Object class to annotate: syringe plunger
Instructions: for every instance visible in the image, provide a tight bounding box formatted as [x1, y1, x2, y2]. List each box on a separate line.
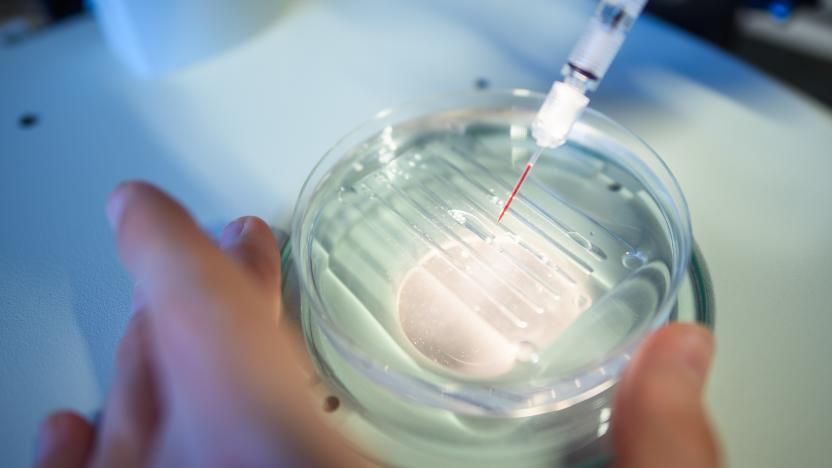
[567, 0, 648, 88]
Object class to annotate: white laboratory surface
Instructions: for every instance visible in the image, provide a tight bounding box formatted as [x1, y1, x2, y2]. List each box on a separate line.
[1, 1, 831, 466]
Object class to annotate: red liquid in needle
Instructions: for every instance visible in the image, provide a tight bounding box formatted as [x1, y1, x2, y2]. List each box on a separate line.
[497, 162, 533, 223]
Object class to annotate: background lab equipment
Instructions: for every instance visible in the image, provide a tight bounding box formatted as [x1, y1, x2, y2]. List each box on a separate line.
[2, 0, 832, 466]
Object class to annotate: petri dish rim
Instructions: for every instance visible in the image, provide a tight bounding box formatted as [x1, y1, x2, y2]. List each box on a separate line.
[279, 240, 714, 467]
[290, 89, 693, 416]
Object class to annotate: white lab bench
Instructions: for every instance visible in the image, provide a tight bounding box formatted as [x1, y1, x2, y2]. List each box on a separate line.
[1, 1, 831, 466]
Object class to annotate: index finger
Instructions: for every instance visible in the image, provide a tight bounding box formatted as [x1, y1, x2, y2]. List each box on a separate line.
[106, 182, 279, 379]
[106, 182, 367, 466]
[107, 182, 257, 315]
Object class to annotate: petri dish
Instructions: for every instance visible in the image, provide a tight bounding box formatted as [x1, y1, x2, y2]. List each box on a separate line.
[286, 89, 709, 467]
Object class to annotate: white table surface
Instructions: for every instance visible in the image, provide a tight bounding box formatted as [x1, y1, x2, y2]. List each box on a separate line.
[2, 1, 831, 466]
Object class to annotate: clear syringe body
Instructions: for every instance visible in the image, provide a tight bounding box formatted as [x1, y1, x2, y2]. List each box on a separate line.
[531, 0, 648, 150]
[500, 0, 648, 222]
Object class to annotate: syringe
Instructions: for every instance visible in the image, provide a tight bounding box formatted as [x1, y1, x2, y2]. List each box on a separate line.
[497, 0, 649, 223]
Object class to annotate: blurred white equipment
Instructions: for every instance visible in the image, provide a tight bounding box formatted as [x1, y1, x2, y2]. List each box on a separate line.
[91, 0, 284, 77]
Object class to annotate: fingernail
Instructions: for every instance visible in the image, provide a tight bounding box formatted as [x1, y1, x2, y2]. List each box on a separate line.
[673, 326, 714, 383]
[106, 183, 129, 230]
[219, 217, 248, 249]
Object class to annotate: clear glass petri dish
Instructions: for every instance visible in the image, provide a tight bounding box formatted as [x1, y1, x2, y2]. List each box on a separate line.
[287, 89, 708, 466]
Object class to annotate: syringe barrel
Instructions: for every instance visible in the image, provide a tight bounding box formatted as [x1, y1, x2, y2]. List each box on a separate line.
[532, 0, 648, 149]
[566, 0, 648, 90]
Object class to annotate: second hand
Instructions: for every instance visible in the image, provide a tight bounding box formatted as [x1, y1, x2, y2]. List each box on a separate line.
[497, 147, 544, 223]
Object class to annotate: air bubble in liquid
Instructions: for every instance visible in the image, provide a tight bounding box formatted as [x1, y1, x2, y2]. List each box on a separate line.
[622, 251, 647, 269]
[338, 186, 357, 202]
[515, 341, 540, 364]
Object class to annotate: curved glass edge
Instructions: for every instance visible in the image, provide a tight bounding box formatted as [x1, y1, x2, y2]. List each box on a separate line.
[289, 90, 694, 412]
[568, 240, 715, 468]
[280, 238, 715, 467]
[690, 241, 715, 330]
[279, 237, 716, 371]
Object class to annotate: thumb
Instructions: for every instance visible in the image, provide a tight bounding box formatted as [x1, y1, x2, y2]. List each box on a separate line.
[612, 324, 721, 468]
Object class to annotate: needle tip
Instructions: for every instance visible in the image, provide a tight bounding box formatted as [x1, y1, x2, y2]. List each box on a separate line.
[496, 162, 534, 223]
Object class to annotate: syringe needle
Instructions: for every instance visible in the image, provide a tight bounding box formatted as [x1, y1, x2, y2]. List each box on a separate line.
[500, 0, 647, 223]
[497, 147, 544, 223]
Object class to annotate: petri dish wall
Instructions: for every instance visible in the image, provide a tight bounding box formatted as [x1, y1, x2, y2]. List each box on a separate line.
[288, 90, 701, 466]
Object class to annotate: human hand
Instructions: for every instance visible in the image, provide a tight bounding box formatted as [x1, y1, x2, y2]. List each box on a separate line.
[612, 323, 721, 468]
[34, 182, 366, 468]
[34, 182, 719, 468]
